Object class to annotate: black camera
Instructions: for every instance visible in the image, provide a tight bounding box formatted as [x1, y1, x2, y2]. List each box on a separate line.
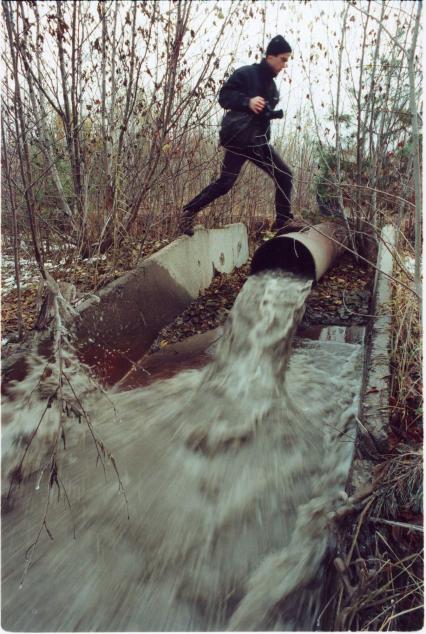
[263, 104, 283, 120]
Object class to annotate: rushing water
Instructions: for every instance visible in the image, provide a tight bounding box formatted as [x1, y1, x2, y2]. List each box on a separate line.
[2, 272, 363, 631]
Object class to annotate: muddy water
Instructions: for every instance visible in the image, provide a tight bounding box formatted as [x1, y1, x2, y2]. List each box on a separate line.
[2, 272, 363, 631]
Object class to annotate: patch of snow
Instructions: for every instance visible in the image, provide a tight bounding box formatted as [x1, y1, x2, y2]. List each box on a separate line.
[1, 255, 36, 267]
[402, 256, 415, 276]
[85, 254, 107, 264]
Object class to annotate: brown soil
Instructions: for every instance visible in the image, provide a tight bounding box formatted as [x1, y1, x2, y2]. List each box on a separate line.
[150, 251, 374, 352]
[1, 237, 172, 338]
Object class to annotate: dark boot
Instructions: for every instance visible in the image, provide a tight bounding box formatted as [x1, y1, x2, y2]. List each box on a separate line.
[273, 217, 306, 236]
[271, 216, 293, 233]
[178, 209, 197, 236]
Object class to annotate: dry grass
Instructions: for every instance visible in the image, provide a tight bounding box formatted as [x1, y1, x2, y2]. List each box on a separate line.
[322, 239, 423, 632]
[326, 476, 423, 630]
[372, 447, 422, 520]
[389, 257, 422, 436]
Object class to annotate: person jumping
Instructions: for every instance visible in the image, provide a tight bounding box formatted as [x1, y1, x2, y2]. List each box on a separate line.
[179, 35, 294, 236]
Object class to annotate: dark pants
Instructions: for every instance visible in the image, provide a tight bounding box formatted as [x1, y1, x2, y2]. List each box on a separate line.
[184, 145, 293, 223]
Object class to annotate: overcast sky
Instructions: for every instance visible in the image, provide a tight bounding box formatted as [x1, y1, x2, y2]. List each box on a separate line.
[194, 1, 420, 133]
[14, 0, 421, 146]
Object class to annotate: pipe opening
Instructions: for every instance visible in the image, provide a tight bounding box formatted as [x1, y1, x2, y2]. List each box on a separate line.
[250, 237, 316, 279]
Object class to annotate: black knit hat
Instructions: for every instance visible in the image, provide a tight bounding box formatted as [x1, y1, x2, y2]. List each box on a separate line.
[266, 35, 292, 56]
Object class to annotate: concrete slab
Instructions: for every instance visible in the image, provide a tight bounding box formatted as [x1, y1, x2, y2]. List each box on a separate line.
[116, 328, 222, 391]
[359, 225, 396, 453]
[75, 224, 248, 384]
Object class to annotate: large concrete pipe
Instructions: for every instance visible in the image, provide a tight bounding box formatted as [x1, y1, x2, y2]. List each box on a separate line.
[251, 222, 348, 281]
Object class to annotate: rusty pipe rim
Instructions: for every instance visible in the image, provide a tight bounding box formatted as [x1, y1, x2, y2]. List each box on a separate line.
[251, 223, 347, 281]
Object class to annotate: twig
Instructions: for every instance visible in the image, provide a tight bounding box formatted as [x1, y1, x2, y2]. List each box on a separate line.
[7, 386, 59, 499]
[57, 473, 76, 539]
[19, 482, 53, 588]
[376, 531, 424, 589]
[62, 370, 130, 519]
[363, 584, 422, 628]
[61, 371, 107, 475]
[370, 516, 423, 533]
[346, 496, 375, 566]
[382, 604, 424, 629]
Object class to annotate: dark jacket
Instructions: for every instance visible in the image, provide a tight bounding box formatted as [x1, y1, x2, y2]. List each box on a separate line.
[218, 59, 279, 148]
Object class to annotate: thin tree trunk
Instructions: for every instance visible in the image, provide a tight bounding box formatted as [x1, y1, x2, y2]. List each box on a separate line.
[56, 0, 83, 221]
[124, 1, 190, 236]
[408, 0, 422, 298]
[3, 0, 46, 279]
[356, 11, 369, 211]
[70, 1, 84, 220]
[365, 0, 386, 226]
[1, 119, 23, 339]
[18, 1, 74, 223]
[90, 1, 156, 256]
[99, 1, 111, 211]
[335, 2, 349, 213]
[397, 154, 414, 235]
[335, 3, 357, 256]
[115, 2, 139, 176]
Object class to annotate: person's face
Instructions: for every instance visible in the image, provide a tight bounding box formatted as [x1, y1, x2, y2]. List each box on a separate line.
[266, 52, 291, 75]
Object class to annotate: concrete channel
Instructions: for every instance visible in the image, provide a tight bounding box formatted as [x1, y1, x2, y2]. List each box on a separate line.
[74, 223, 248, 384]
[74, 220, 397, 629]
[73, 221, 395, 466]
[2, 221, 397, 630]
[347, 225, 396, 495]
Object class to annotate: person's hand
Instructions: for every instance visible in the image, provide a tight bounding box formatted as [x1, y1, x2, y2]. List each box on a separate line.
[249, 96, 266, 114]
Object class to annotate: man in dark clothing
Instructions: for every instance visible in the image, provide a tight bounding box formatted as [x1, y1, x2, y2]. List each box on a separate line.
[179, 35, 293, 236]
